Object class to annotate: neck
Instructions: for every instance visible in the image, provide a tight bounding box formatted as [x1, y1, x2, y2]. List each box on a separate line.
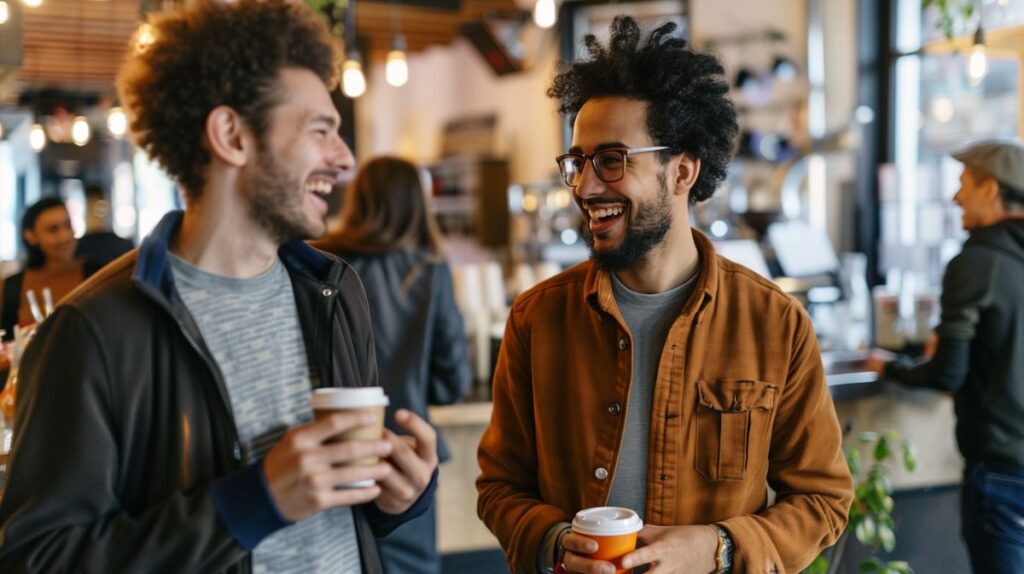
[41, 257, 76, 273]
[614, 222, 699, 294]
[172, 178, 279, 278]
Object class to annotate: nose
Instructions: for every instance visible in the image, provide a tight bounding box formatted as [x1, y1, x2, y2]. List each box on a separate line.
[573, 158, 606, 201]
[328, 133, 356, 177]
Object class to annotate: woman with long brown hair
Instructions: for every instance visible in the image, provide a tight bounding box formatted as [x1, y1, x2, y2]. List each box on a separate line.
[313, 156, 472, 574]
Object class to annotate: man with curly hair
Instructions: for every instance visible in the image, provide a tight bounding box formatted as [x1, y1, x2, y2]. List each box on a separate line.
[477, 16, 852, 574]
[0, 1, 437, 572]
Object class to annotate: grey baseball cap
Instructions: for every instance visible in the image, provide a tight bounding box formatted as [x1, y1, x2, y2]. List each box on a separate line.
[953, 139, 1024, 193]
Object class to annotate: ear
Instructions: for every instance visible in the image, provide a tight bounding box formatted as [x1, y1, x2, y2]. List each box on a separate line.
[204, 105, 253, 168]
[23, 228, 38, 246]
[670, 153, 701, 197]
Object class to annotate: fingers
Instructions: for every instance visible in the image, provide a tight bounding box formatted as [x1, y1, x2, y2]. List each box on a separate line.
[296, 411, 380, 447]
[377, 429, 431, 501]
[318, 437, 393, 467]
[619, 544, 657, 569]
[392, 409, 438, 465]
[561, 551, 615, 574]
[560, 532, 598, 555]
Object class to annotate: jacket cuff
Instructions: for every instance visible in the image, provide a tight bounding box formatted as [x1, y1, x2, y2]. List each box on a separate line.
[211, 462, 292, 550]
[362, 467, 439, 537]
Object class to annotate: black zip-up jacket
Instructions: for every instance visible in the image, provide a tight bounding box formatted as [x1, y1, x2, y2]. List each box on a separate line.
[0, 211, 435, 573]
[887, 219, 1024, 468]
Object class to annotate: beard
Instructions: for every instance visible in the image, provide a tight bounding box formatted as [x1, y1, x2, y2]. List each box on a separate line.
[581, 170, 673, 271]
[245, 150, 324, 245]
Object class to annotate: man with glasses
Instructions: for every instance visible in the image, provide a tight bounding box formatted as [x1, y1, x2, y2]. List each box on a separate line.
[477, 16, 852, 574]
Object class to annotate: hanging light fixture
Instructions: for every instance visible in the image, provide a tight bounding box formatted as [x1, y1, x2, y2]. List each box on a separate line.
[342, 54, 367, 98]
[107, 106, 127, 139]
[0, 1, 10, 25]
[533, 0, 556, 29]
[967, 25, 988, 86]
[72, 115, 91, 146]
[29, 123, 46, 152]
[22, 0, 41, 7]
[386, 35, 409, 87]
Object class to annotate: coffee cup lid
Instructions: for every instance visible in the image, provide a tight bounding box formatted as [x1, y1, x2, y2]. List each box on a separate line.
[571, 507, 643, 536]
[310, 387, 389, 409]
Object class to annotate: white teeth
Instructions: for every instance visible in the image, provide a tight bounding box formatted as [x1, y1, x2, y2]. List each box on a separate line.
[305, 180, 333, 196]
[588, 206, 624, 220]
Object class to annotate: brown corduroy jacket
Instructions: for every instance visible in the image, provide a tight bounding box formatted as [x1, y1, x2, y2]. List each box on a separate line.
[477, 229, 852, 574]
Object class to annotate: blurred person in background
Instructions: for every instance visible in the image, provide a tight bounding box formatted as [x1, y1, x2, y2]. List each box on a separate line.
[0, 197, 104, 342]
[313, 156, 473, 574]
[75, 184, 134, 265]
[869, 139, 1024, 574]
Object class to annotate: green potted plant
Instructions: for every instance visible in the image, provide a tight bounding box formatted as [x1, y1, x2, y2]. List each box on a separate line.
[804, 430, 919, 574]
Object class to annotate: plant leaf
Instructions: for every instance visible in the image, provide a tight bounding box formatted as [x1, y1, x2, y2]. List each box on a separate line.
[879, 523, 896, 552]
[875, 437, 892, 462]
[856, 515, 877, 545]
[902, 440, 919, 472]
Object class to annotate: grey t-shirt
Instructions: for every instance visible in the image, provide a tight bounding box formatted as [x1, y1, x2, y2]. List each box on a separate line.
[606, 270, 698, 519]
[171, 255, 361, 574]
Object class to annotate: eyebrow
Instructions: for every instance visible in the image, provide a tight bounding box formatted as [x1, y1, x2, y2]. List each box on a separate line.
[567, 141, 630, 154]
[309, 114, 340, 130]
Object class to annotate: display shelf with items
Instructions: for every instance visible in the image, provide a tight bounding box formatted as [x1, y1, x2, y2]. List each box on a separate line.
[429, 157, 510, 250]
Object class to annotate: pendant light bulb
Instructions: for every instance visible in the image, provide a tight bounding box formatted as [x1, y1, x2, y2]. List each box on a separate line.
[0, 2, 10, 25]
[968, 26, 988, 86]
[386, 36, 408, 87]
[533, 0, 557, 29]
[107, 107, 127, 139]
[72, 116, 91, 147]
[342, 57, 367, 98]
[22, 0, 41, 8]
[29, 123, 46, 152]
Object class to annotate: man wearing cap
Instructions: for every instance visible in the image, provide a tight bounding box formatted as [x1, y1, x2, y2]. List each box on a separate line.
[872, 139, 1024, 573]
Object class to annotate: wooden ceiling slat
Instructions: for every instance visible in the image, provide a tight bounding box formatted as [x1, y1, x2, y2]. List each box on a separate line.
[16, 0, 519, 91]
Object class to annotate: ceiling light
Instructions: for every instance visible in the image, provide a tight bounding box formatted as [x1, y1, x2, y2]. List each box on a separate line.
[29, 123, 46, 152]
[386, 36, 409, 87]
[0, 2, 10, 24]
[107, 107, 127, 139]
[533, 0, 556, 29]
[22, 0, 41, 7]
[342, 56, 366, 98]
[136, 23, 155, 52]
[968, 26, 988, 86]
[72, 116, 91, 146]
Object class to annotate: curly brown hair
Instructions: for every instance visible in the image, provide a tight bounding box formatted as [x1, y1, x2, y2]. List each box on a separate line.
[117, 0, 341, 198]
[549, 16, 737, 205]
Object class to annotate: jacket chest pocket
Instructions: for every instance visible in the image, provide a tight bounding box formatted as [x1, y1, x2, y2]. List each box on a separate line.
[694, 378, 778, 481]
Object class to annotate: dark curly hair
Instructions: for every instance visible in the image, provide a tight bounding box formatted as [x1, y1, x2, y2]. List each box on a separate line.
[117, 0, 341, 198]
[548, 16, 738, 204]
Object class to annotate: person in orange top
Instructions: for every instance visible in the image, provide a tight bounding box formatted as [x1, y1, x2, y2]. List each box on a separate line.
[476, 16, 852, 574]
[0, 198, 104, 341]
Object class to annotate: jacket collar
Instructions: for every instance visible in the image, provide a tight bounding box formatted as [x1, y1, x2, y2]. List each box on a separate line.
[584, 227, 719, 319]
[133, 210, 343, 300]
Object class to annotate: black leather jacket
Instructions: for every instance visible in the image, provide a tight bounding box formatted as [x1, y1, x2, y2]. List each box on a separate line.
[0, 211, 434, 573]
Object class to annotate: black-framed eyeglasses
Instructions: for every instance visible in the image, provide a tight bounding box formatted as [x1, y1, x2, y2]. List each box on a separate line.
[555, 146, 669, 187]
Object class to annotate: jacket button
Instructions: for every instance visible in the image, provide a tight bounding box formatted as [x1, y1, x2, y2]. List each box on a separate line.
[594, 467, 609, 480]
[618, 338, 628, 351]
[321, 288, 334, 297]
[607, 402, 622, 416]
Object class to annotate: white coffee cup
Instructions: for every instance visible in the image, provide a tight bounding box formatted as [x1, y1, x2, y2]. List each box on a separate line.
[310, 387, 390, 488]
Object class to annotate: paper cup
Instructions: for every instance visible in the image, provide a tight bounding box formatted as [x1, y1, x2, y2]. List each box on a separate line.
[571, 507, 643, 573]
[310, 387, 389, 488]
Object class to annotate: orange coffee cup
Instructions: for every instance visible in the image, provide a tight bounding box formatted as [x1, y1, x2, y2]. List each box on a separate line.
[571, 506, 644, 573]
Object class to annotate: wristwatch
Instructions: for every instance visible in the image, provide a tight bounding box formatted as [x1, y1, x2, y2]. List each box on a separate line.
[714, 525, 734, 573]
